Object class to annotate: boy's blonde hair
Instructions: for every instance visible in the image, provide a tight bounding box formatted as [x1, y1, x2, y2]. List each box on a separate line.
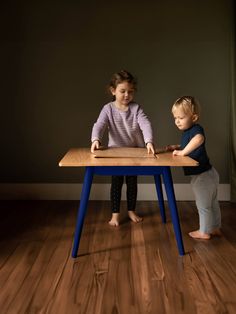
[172, 96, 201, 117]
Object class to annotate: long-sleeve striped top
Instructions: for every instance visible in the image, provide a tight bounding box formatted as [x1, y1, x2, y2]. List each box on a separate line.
[91, 102, 154, 147]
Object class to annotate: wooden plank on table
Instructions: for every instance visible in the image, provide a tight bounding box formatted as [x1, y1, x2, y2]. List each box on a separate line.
[92, 147, 156, 158]
[59, 148, 199, 167]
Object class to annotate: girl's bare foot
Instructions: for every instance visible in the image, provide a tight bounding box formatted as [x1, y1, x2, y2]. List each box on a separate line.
[128, 211, 143, 223]
[108, 213, 120, 227]
[211, 228, 222, 236]
[189, 230, 211, 240]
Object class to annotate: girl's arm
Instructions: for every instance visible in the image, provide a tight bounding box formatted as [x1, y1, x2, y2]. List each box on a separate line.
[173, 134, 204, 156]
[91, 140, 101, 153]
[146, 142, 155, 154]
[137, 106, 154, 146]
[91, 106, 109, 151]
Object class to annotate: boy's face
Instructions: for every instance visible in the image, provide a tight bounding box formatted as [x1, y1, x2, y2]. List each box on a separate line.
[110, 81, 135, 107]
[172, 107, 198, 131]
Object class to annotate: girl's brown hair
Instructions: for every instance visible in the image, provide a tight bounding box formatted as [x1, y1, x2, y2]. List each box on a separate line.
[108, 70, 137, 101]
[109, 70, 137, 90]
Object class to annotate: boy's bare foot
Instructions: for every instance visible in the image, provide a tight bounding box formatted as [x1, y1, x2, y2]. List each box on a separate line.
[189, 230, 211, 240]
[108, 213, 120, 227]
[128, 211, 143, 223]
[211, 228, 222, 236]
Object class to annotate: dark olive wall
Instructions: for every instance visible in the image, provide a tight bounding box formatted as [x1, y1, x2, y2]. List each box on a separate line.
[0, 0, 233, 183]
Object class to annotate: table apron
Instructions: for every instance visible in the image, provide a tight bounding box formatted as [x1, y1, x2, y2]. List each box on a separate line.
[88, 166, 168, 176]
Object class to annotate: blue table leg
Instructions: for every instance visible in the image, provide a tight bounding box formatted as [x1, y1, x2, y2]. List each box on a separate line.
[162, 167, 185, 256]
[72, 167, 94, 258]
[154, 175, 166, 223]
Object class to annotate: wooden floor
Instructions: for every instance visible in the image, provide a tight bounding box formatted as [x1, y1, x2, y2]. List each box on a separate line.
[0, 200, 236, 314]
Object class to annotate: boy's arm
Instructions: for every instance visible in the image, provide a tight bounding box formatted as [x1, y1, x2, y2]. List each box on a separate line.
[173, 134, 204, 156]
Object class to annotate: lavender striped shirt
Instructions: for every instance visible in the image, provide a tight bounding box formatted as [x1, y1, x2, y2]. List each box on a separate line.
[91, 102, 154, 147]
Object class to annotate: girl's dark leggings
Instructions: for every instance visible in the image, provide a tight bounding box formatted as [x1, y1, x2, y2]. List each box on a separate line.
[110, 175, 137, 213]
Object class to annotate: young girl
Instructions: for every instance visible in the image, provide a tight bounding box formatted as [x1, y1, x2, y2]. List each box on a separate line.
[170, 96, 221, 239]
[91, 70, 155, 226]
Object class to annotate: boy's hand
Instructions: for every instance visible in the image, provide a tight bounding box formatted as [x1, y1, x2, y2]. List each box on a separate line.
[91, 140, 100, 153]
[146, 142, 155, 155]
[173, 149, 185, 156]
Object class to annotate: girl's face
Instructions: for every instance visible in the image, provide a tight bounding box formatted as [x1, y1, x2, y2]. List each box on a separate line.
[110, 81, 135, 107]
[172, 107, 198, 131]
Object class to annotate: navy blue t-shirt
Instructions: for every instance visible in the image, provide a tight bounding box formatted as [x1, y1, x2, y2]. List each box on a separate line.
[181, 124, 212, 175]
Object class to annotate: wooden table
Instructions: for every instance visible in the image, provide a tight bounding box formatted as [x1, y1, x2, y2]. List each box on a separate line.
[59, 148, 198, 257]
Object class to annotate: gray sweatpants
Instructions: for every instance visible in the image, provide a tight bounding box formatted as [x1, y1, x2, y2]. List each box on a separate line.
[190, 167, 221, 234]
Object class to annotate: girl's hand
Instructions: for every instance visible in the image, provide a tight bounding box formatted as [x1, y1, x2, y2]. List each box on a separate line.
[91, 140, 100, 153]
[146, 142, 155, 155]
[173, 149, 185, 156]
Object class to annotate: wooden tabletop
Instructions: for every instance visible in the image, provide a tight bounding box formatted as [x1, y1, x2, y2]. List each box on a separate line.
[59, 148, 199, 167]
